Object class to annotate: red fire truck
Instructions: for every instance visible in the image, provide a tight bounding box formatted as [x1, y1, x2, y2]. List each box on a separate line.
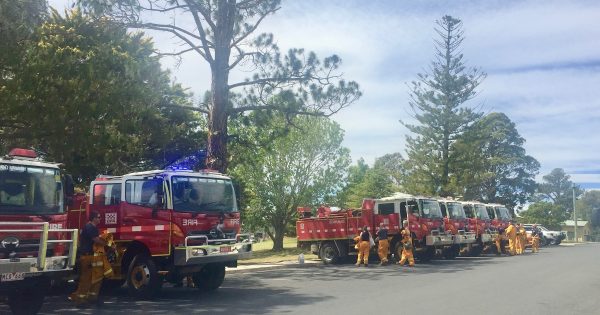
[296, 193, 453, 264]
[67, 168, 252, 299]
[437, 198, 476, 258]
[460, 201, 494, 256]
[485, 203, 513, 231]
[1, 149, 78, 314]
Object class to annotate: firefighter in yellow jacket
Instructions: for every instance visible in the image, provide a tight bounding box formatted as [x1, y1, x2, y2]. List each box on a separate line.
[354, 226, 371, 267]
[494, 228, 505, 255]
[398, 228, 415, 267]
[70, 212, 115, 305]
[519, 224, 527, 254]
[531, 224, 541, 253]
[376, 223, 389, 265]
[505, 221, 517, 256]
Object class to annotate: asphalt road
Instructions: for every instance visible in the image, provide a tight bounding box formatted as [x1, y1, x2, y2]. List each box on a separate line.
[2, 243, 599, 315]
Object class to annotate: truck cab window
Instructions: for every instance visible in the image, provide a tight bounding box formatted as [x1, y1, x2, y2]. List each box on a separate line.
[125, 179, 163, 207]
[377, 203, 395, 215]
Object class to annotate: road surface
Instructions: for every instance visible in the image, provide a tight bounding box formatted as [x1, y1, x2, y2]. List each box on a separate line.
[2, 243, 598, 314]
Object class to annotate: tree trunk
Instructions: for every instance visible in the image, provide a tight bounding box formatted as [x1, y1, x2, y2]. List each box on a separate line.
[272, 220, 285, 251]
[206, 0, 235, 173]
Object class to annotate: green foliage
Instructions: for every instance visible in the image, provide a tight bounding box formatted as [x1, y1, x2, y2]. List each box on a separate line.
[344, 167, 395, 208]
[402, 15, 485, 196]
[0, 0, 47, 75]
[0, 9, 203, 183]
[520, 202, 567, 230]
[334, 158, 369, 207]
[450, 112, 539, 212]
[231, 114, 350, 250]
[76, 0, 361, 172]
[574, 190, 600, 223]
[536, 168, 583, 216]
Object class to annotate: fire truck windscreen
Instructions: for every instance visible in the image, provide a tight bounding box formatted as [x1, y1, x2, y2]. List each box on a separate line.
[475, 204, 490, 220]
[447, 202, 466, 219]
[0, 164, 64, 214]
[171, 176, 238, 213]
[497, 207, 511, 220]
[418, 199, 443, 219]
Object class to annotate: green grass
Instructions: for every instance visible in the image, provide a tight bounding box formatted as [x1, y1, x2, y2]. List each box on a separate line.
[239, 236, 318, 264]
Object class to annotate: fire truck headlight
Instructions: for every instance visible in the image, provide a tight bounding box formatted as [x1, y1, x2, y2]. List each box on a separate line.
[191, 248, 206, 256]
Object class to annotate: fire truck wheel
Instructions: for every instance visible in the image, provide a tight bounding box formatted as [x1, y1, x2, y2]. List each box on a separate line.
[127, 254, 162, 299]
[192, 263, 226, 291]
[319, 242, 339, 264]
[8, 284, 45, 315]
[470, 244, 482, 257]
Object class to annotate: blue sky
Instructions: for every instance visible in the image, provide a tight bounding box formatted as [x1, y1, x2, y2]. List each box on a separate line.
[52, 0, 600, 188]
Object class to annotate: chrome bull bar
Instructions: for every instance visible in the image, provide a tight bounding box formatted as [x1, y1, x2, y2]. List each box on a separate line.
[0, 222, 78, 276]
[453, 230, 476, 244]
[426, 230, 454, 246]
[174, 234, 253, 266]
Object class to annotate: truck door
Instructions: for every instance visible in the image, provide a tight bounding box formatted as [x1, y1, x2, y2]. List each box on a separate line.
[89, 182, 122, 233]
[121, 177, 171, 255]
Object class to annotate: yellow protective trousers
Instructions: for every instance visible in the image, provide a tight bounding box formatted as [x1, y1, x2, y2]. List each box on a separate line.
[356, 241, 370, 265]
[531, 236, 540, 253]
[70, 253, 112, 304]
[378, 239, 389, 263]
[495, 238, 502, 254]
[515, 236, 522, 255]
[508, 238, 516, 255]
[399, 249, 414, 266]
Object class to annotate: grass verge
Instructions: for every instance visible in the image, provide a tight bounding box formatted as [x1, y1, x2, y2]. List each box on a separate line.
[239, 236, 318, 264]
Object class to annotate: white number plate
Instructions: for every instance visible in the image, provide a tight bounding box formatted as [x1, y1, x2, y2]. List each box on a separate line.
[1, 272, 25, 282]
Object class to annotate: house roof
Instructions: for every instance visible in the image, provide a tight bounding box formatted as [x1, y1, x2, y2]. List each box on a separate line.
[562, 220, 588, 227]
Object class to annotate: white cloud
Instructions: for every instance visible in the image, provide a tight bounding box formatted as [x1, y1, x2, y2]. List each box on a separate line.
[47, 0, 600, 186]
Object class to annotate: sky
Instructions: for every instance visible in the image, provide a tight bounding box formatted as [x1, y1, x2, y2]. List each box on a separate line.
[51, 0, 600, 189]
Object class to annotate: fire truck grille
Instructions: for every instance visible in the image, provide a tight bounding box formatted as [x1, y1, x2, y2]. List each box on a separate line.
[187, 229, 237, 245]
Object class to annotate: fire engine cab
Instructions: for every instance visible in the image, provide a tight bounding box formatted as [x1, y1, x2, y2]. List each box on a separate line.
[68, 168, 252, 299]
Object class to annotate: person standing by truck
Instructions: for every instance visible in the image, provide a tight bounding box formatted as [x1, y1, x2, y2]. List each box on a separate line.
[531, 224, 541, 253]
[376, 223, 389, 265]
[70, 211, 108, 305]
[354, 226, 371, 267]
[398, 228, 415, 267]
[505, 221, 517, 256]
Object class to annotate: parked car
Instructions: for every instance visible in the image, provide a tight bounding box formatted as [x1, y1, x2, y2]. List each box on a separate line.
[523, 224, 565, 245]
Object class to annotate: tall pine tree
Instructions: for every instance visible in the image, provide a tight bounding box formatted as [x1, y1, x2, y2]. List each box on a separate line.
[402, 15, 485, 196]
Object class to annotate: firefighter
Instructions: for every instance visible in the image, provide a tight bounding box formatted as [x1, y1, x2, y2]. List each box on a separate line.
[376, 223, 389, 265]
[354, 226, 371, 267]
[519, 223, 527, 254]
[514, 223, 524, 255]
[531, 224, 541, 253]
[70, 211, 113, 306]
[398, 228, 415, 267]
[494, 228, 505, 255]
[505, 221, 517, 256]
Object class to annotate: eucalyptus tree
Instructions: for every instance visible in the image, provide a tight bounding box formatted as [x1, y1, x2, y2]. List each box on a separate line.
[77, 0, 361, 173]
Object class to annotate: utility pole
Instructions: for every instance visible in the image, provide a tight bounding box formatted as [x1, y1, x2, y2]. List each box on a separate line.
[573, 185, 577, 242]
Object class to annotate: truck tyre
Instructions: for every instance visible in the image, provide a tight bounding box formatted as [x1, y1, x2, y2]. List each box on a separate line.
[8, 284, 45, 315]
[319, 242, 339, 264]
[470, 244, 482, 257]
[127, 254, 162, 299]
[192, 263, 226, 291]
[443, 245, 458, 259]
[416, 246, 434, 262]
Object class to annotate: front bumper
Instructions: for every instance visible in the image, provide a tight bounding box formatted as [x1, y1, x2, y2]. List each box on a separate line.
[481, 233, 493, 243]
[453, 231, 476, 244]
[426, 233, 454, 246]
[173, 235, 253, 266]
